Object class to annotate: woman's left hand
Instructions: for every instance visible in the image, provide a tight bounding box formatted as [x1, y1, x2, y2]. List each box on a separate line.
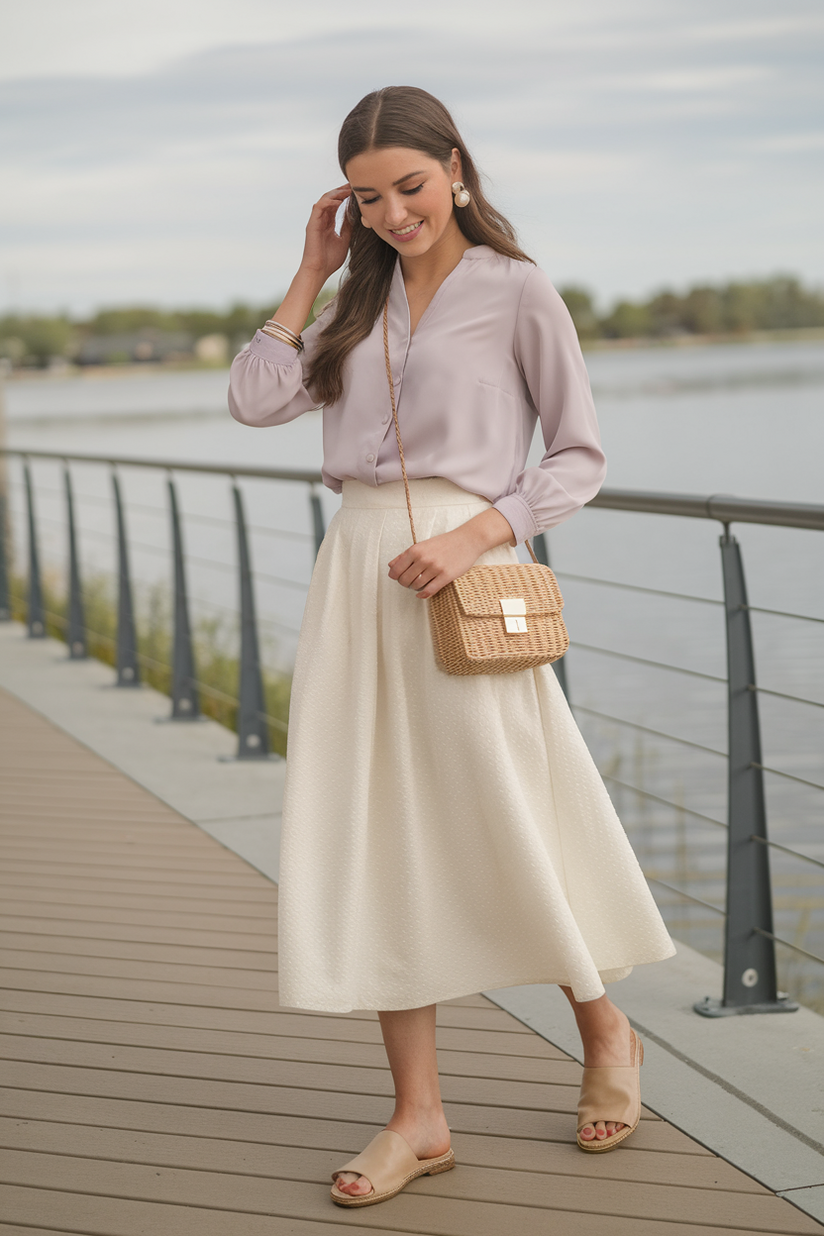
[388, 509, 515, 599]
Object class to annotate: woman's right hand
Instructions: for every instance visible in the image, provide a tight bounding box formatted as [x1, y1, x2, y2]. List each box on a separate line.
[265, 185, 352, 339]
[300, 184, 353, 281]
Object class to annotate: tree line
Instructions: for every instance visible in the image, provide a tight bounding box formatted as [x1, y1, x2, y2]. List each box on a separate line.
[560, 275, 824, 341]
[1, 275, 822, 369]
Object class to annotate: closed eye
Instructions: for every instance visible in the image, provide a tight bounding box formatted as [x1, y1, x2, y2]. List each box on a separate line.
[358, 183, 425, 206]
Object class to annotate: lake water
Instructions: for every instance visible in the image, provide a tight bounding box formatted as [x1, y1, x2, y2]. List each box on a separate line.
[4, 337, 824, 1008]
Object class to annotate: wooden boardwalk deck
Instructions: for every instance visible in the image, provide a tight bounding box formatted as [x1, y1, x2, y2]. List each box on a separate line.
[0, 684, 821, 1236]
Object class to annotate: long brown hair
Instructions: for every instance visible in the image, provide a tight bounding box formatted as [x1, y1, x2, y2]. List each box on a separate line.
[307, 86, 534, 405]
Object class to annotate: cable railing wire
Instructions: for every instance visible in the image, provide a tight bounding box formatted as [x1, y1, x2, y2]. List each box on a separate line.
[753, 762, 824, 794]
[10, 445, 326, 485]
[746, 604, 824, 625]
[19, 513, 313, 592]
[573, 703, 728, 759]
[645, 876, 726, 916]
[571, 640, 726, 683]
[188, 593, 302, 636]
[555, 570, 724, 608]
[8, 477, 316, 543]
[750, 835, 824, 872]
[753, 928, 824, 969]
[601, 774, 727, 829]
[750, 684, 824, 711]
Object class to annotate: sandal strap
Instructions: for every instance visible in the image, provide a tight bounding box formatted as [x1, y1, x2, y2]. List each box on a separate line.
[577, 1030, 643, 1132]
[332, 1129, 421, 1195]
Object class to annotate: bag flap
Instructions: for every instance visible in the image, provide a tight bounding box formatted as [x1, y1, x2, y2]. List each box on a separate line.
[451, 563, 564, 618]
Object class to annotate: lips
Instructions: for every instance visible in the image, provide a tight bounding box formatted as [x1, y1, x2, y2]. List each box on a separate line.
[389, 220, 423, 240]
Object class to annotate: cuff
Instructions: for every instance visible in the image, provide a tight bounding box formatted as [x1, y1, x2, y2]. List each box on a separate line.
[248, 329, 302, 365]
[492, 492, 537, 547]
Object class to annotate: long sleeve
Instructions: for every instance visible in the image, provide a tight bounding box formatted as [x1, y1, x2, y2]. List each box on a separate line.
[228, 301, 334, 427]
[492, 267, 606, 545]
[225, 249, 607, 530]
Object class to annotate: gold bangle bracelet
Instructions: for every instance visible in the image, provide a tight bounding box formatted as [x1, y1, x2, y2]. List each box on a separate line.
[263, 319, 301, 339]
[261, 324, 301, 350]
[262, 319, 304, 352]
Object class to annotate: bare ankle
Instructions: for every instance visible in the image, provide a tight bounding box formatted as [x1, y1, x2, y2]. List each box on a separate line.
[386, 1105, 451, 1157]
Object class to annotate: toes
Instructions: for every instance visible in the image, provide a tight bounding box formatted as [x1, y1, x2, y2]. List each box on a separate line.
[334, 1172, 372, 1196]
[581, 1120, 627, 1145]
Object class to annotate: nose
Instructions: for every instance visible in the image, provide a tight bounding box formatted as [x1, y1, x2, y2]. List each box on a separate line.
[383, 195, 408, 228]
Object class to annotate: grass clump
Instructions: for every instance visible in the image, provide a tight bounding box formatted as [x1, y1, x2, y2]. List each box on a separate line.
[10, 568, 291, 758]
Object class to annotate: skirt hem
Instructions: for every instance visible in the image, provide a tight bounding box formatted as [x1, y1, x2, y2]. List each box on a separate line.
[278, 943, 677, 1014]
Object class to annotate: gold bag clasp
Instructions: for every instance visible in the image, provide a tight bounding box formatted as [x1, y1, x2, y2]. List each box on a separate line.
[500, 598, 527, 634]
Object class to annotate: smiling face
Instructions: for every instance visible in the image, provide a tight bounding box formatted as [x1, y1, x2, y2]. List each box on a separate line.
[346, 146, 464, 259]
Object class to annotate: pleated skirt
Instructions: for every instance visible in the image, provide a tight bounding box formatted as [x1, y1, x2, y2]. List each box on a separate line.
[278, 478, 675, 1013]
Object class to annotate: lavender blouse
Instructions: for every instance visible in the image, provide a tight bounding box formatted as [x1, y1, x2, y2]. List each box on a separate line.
[228, 244, 606, 546]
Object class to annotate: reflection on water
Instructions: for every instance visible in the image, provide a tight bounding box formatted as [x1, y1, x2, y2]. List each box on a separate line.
[4, 338, 824, 1010]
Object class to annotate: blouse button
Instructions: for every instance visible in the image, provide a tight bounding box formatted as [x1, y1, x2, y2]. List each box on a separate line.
[366, 453, 375, 463]
[381, 415, 389, 425]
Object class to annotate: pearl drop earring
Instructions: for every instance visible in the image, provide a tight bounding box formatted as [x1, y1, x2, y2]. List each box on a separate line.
[451, 181, 471, 208]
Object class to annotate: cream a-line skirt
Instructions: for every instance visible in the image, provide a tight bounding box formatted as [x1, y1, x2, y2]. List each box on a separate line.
[278, 478, 675, 1013]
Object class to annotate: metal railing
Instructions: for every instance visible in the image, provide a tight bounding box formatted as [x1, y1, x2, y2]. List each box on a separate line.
[1, 446, 822, 1018]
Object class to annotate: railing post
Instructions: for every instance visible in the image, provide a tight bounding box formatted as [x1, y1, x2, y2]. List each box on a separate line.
[64, 465, 87, 658]
[23, 461, 46, 637]
[694, 527, 797, 1016]
[167, 477, 200, 719]
[112, 470, 141, 686]
[309, 484, 325, 560]
[533, 530, 569, 700]
[231, 481, 270, 759]
[0, 491, 10, 621]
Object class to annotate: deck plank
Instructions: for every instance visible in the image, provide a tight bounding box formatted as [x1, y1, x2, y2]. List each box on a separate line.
[0, 1085, 714, 1158]
[2, 1149, 819, 1232]
[0, 1116, 768, 1191]
[1, 685, 818, 1235]
[0, 1182, 817, 1236]
[0, 1021, 581, 1080]
[0, 933, 278, 965]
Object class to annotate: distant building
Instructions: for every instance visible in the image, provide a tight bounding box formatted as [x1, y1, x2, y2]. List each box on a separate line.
[194, 334, 229, 364]
[76, 329, 194, 365]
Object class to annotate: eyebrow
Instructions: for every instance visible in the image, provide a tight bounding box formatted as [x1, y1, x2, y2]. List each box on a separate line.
[351, 171, 427, 192]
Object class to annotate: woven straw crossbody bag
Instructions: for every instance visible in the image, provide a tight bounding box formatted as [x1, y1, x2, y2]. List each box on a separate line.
[382, 302, 569, 676]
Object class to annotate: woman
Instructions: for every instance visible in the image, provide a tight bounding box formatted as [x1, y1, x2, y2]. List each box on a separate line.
[229, 86, 675, 1208]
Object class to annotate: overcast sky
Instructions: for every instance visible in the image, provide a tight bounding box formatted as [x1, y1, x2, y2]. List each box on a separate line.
[3, 0, 823, 316]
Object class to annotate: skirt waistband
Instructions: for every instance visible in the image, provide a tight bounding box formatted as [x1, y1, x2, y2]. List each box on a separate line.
[341, 478, 492, 510]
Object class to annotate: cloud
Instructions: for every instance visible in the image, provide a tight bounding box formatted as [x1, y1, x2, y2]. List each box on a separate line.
[2, 4, 823, 311]
[747, 132, 824, 152]
[613, 66, 772, 93]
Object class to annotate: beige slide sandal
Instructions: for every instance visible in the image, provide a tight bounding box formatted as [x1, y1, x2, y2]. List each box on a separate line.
[576, 1028, 644, 1153]
[331, 1128, 455, 1207]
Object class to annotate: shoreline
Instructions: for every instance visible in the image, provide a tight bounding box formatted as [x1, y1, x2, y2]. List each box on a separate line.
[580, 325, 824, 353]
[2, 327, 822, 384]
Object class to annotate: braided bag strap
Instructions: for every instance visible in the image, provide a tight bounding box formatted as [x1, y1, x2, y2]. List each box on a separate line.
[382, 299, 539, 564]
